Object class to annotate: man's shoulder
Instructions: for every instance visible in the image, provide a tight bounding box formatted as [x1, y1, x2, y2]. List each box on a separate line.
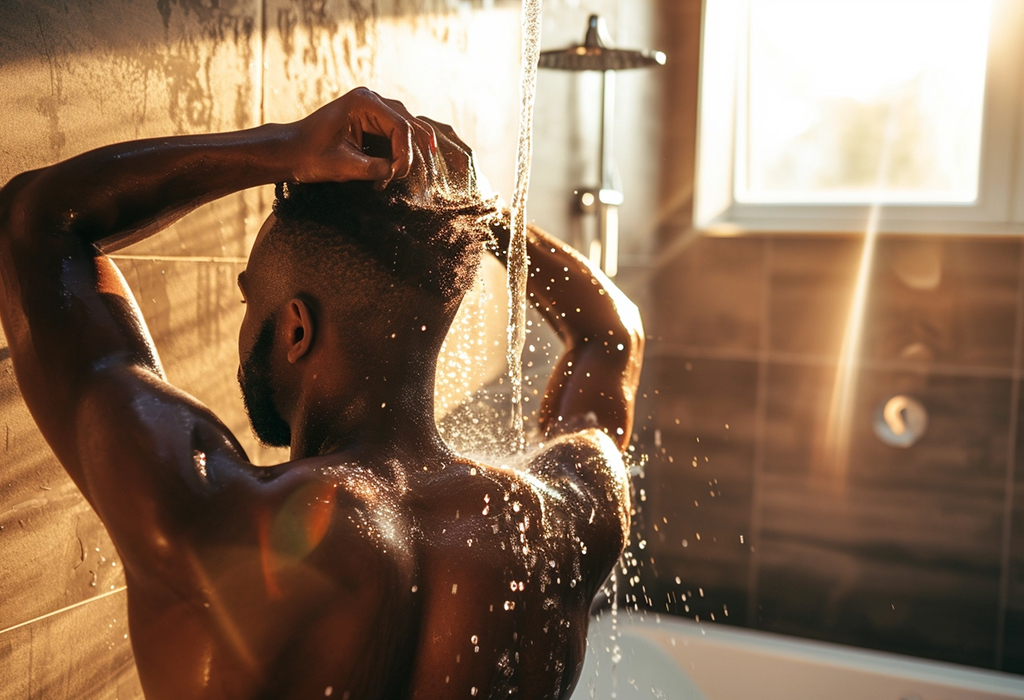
[483, 429, 631, 556]
[526, 429, 630, 497]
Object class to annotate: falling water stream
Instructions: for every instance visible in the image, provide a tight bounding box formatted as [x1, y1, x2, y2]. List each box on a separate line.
[506, 0, 544, 446]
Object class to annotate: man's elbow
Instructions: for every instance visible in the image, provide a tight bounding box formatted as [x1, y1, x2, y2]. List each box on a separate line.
[613, 295, 645, 364]
[0, 170, 44, 242]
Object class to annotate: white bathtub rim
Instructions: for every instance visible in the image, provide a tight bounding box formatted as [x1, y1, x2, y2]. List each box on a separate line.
[587, 611, 1024, 696]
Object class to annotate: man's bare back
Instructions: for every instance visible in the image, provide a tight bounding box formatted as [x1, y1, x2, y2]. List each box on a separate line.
[0, 90, 642, 699]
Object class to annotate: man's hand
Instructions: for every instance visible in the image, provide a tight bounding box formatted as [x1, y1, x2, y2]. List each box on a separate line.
[289, 88, 437, 187]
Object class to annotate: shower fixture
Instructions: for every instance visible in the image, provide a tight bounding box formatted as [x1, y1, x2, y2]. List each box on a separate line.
[539, 14, 665, 277]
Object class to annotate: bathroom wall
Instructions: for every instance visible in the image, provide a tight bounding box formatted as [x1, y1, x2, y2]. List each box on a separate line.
[0, 0, 665, 695]
[638, 0, 1024, 675]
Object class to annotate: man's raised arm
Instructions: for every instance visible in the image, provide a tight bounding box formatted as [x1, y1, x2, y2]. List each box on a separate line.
[488, 221, 645, 451]
[0, 88, 430, 513]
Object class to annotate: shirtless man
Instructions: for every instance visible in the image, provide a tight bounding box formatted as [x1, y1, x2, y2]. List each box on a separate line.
[0, 88, 643, 699]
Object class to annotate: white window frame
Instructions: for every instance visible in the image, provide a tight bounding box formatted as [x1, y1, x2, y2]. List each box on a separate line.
[694, 0, 1024, 235]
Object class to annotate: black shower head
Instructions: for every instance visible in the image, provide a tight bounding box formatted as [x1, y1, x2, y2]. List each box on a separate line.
[538, 14, 666, 72]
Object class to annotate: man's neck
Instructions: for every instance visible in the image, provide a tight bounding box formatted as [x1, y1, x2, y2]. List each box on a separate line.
[288, 375, 448, 466]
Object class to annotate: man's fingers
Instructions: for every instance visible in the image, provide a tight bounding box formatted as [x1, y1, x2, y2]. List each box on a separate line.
[339, 144, 393, 182]
[380, 97, 436, 159]
[421, 117, 471, 154]
[418, 117, 472, 176]
[353, 90, 414, 184]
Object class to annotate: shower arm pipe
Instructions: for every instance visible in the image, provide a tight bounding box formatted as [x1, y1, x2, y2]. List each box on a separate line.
[598, 69, 621, 277]
[600, 69, 614, 191]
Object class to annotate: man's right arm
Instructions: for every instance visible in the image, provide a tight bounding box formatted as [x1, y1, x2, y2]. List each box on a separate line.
[488, 221, 645, 451]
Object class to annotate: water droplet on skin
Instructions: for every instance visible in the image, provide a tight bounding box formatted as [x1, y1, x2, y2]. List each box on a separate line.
[193, 450, 208, 479]
[324, 687, 333, 697]
[452, 584, 458, 594]
[471, 687, 479, 696]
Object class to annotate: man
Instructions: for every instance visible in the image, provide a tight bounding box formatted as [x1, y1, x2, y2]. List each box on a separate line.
[0, 88, 643, 699]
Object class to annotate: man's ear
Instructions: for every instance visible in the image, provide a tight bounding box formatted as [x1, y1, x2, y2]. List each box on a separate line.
[285, 298, 315, 363]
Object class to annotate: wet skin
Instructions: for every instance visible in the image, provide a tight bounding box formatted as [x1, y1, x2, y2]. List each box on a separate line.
[0, 89, 644, 699]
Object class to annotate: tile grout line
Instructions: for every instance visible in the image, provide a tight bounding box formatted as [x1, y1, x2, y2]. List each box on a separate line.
[109, 254, 248, 264]
[0, 586, 127, 638]
[995, 240, 1024, 668]
[651, 344, 1020, 381]
[746, 236, 773, 627]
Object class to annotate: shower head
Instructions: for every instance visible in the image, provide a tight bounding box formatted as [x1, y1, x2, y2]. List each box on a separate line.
[539, 15, 666, 72]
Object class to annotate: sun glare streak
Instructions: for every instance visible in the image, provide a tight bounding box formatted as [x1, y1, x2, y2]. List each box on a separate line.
[819, 202, 881, 482]
[818, 88, 905, 483]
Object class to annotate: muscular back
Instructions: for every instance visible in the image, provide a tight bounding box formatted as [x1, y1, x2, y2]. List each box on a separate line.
[124, 430, 628, 700]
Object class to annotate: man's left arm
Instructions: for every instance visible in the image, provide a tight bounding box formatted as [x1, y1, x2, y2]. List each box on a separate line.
[0, 89, 431, 545]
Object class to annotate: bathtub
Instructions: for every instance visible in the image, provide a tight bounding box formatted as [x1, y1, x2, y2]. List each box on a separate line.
[571, 613, 1024, 700]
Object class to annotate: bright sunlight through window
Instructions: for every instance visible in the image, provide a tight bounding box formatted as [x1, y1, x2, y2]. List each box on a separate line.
[739, 0, 992, 204]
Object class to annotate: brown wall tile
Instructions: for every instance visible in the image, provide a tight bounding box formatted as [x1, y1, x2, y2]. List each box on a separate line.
[0, 589, 140, 700]
[653, 237, 765, 353]
[769, 237, 863, 359]
[758, 364, 1009, 667]
[863, 238, 1021, 370]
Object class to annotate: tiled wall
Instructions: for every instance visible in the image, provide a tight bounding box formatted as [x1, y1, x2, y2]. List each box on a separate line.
[640, 233, 1024, 672]
[0, 0, 665, 695]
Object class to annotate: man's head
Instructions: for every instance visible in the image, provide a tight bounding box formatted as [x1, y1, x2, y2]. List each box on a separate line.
[237, 142, 498, 448]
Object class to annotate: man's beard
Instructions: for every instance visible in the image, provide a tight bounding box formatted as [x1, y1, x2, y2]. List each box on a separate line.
[238, 318, 292, 448]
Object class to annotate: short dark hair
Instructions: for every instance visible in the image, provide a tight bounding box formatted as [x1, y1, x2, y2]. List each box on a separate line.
[270, 175, 496, 310]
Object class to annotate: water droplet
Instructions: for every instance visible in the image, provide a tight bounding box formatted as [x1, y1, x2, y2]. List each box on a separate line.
[471, 687, 479, 697]
[324, 687, 333, 697]
[452, 584, 458, 594]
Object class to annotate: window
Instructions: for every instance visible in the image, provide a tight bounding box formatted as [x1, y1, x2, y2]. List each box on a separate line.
[695, 0, 1024, 234]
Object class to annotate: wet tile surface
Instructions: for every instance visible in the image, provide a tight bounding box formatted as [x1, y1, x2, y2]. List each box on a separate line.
[758, 364, 1009, 667]
[1000, 386, 1024, 672]
[0, 589, 141, 700]
[0, 0, 263, 259]
[769, 237, 863, 359]
[652, 237, 765, 354]
[0, 342, 125, 632]
[862, 238, 1021, 370]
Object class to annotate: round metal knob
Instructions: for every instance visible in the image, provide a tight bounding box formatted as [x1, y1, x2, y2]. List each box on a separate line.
[873, 395, 928, 448]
